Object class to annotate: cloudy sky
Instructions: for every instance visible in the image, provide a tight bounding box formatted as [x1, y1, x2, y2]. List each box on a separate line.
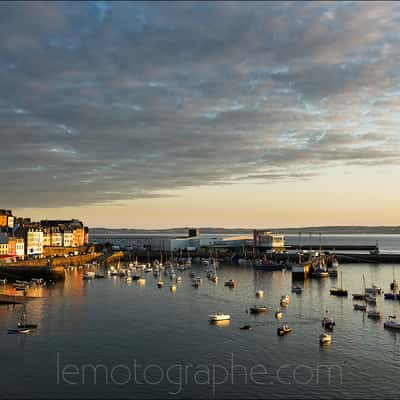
[2, 1, 400, 228]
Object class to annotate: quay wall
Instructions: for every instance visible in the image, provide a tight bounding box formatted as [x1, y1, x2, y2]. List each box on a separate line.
[0, 252, 103, 281]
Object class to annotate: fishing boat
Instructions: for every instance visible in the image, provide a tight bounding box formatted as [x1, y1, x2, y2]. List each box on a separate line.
[280, 294, 290, 306]
[354, 304, 367, 312]
[322, 309, 335, 330]
[330, 272, 348, 297]
[256, 290, 264, 297]
[208, 313, 231, 322]
[312, 268, 329, 278]
[224, 279, 236, 288]
[291, 285, 303, 294]
[249, 305, 268, 314]
[319, 333, 332, 345]
[384, 316, 400, 330]
[255, 256, 285, 271]
[277, 323, 292, 336]
[312, 251, 329, 278]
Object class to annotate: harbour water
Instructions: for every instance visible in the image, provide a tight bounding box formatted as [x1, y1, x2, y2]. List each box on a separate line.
[1, 255, 400, 398]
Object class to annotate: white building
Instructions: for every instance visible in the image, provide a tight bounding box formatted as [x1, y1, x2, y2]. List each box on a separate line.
[62, 230, 74, 247]
[50, 227, 63, 247]
[15, 238, 25, 258]
[26, 228, 44, 257]
[149, 236, 201, 252]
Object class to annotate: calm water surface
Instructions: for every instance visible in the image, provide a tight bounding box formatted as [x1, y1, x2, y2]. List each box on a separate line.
[1, 262, 400, 399]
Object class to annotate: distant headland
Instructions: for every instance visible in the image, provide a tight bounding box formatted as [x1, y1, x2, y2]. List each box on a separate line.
[91, 226, 400, 235]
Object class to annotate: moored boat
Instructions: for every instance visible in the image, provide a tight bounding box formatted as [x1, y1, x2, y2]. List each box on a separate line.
[330, 272, 348, 296]
[224, 279, 236, 288]
[277, 323, 292, 336]
[354, 304, 367, 312]
[384, 316, 400, 330]
[322, 310, 335, 330]
[275, 311, 283, 319]
[256, 290, 264, 297]
[367, 310, 383, 320]
[249, 305, 268, 314]
[280, 294, 290, 306]
[291, 285, 303, 294]
[83, 271, 95, 280]
[208, 313, 231, 322]
[319, 333, 332, 345]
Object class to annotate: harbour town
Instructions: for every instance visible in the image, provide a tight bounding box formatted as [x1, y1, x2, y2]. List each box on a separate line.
[3, 1, 400, 399]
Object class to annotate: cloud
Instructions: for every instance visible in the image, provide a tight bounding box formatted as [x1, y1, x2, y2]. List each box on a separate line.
[0, 1, 400, 207]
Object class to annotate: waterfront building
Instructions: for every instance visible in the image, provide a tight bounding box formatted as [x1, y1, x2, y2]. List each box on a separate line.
[0, 232, 8, 256]
[26, 227, 44, 257]
[150, 236, 201, 252]
[43, 228, 51, 247]
[7, 237, 25, 259]
[62, 228, 74, 247]
[253, 230, 285, 249]
[84, 226, 89, 245]
[41, 219, 87, 247]
[0, 209, 13, 228]
[50, 227, 63, 247]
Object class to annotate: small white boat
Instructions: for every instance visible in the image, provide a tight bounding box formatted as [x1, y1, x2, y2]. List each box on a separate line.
[176, 276, 182, 283]
[0, 279, 7, 285]
[170, 284, 177, 292]
[137, 278, 146, 284]
[208, 313, 231, 322]
[320, 333, 332, 345]
[275, 311, 283, 319]
[83, 271, 95, 280]
[256, 290, 264, 297]
[125, 276, 132, 283]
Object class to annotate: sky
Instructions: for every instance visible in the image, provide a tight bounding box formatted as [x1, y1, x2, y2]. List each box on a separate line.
[1, 1, 400, 229]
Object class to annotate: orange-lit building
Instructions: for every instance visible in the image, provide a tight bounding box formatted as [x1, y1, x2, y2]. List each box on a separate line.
[0, 209, 13, 228]
[7, 237, 25, 259]
[72, 227, 85, 247]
